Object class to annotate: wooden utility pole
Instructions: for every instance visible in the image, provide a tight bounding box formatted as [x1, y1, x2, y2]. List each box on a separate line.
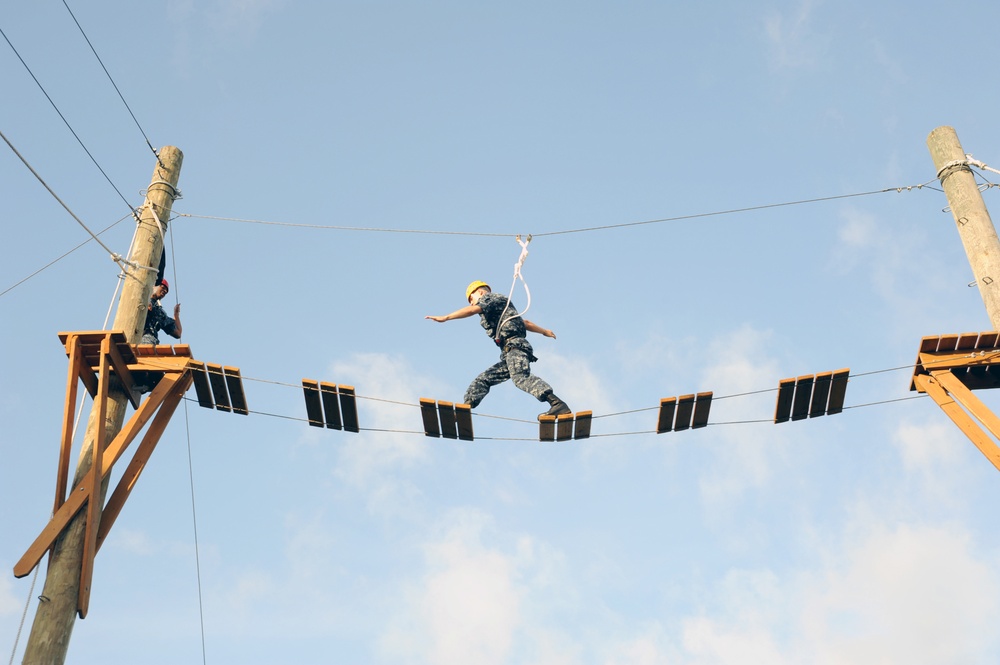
[21, 147, 183, 665]
[927, 126, 1000, 330]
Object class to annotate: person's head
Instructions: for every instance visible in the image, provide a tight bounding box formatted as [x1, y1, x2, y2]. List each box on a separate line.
[153, 278, 169, 300]
[466, 280, 490, 305]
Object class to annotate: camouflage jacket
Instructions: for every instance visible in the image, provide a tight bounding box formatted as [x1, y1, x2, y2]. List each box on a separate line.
[477, 292, 526, 346]
[144, 300, 178, 343]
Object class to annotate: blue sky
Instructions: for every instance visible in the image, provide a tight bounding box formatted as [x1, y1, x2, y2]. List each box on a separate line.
[4, 1, 1000, 663]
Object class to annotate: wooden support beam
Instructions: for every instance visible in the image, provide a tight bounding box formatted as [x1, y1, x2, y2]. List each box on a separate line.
[915, 373, 1000, 472]
[96, 373, 189, 552]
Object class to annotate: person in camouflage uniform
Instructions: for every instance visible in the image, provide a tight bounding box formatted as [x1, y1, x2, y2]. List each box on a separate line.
[426, 280, 571, 419]
[142, 278, 182, 345]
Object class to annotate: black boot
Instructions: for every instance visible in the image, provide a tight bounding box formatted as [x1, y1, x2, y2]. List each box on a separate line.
[538, 392, 571, 420]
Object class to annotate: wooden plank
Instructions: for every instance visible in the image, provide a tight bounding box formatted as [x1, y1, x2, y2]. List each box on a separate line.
[809, 372, 832, 418]
[692, 392, 712, 429]
[976, 332, 999, 350]
[438, 401, 458, 439]
[302, 379, 324, 427]
[556, 413, 574, 441]
[937, 333, 960, 352]
[190, 363, 214, 408]
[456, 403, 474, 441]
[107, 337, 140, 409]
[419, 398, 440, 437]
[673, 394, 695, 431]
[539, 415, 555, 441]
[206, 363, 231, 412]
[956, 332, 980, 350]
[774, 378, 795, 423]
[339, 385, 360, 433]
[224, 367, 248, 415]
[573, 411, 593, 440]
[656, 397, 676, 434]
[791, 375, 813, 421]
[827, 369, 849, 415]
[320, 382, 342, 429]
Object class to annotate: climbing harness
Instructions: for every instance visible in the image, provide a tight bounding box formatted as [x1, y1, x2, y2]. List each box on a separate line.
[495, 234, 532, 345]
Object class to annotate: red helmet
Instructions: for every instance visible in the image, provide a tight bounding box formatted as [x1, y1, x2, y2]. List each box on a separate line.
[159, 278, 169, 293]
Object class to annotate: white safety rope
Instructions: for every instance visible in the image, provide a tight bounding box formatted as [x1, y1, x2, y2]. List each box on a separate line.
[495, 235, 532, 342]
[937, 153, 1000, 180]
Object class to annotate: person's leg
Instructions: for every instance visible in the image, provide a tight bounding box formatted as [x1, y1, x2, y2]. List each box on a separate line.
[463, 360, 510, 408]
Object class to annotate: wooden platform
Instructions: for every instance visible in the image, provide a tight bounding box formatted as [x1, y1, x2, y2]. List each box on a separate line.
[419, 399, 474, 440]
[539, 411, 592, 441]
[302, 380, 360, 432]
[657, 392, 712, 433]
[910, 331, 1000, 391]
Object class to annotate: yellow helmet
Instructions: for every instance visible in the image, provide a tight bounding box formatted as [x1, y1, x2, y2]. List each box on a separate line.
[466, 280, 490, 302]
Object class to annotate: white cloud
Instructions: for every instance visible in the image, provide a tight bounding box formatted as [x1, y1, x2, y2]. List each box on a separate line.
[327, 352, 447, 514]
[379, 509, 579, 665]
[697, 326, 789, 506]
[665, 520, 1000, 665]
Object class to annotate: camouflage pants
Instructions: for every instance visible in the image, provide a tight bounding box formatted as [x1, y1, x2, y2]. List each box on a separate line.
[464, 345, 552, 408]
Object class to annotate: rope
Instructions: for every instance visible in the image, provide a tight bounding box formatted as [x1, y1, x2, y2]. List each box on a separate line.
[59, 0, 162, 167]
[182, 400, 208, 665]
[0, 27, 138, 219]
[7, 565, 39, 665]
[494, 235, 532, 343]
[0, 128, 133, 272]
[176, 182, 938, 239]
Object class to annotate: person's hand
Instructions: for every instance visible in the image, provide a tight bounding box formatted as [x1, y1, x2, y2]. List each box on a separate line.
[174, 303, 181, 317]
[425, 315, 447, 323]
[544, 329, 556, 339]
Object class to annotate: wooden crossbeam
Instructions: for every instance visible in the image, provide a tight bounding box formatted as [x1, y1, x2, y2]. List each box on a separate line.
[915, 371, 1000, 472]
[657, 392, 713, 433]
[773, 369, 849, 424]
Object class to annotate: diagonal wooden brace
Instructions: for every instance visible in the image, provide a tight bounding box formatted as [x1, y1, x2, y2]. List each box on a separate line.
[913, 371, 1000, 472]
[13, 375, 181, 581]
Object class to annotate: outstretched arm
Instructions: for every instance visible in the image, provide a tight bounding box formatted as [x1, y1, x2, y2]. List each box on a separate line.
[524, 319, 556, 339]
[425, 304, 482, 323]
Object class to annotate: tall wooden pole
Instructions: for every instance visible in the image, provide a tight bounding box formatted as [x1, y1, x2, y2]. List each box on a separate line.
[21, 147, 183, 665]
[927, 126, 1000, 330]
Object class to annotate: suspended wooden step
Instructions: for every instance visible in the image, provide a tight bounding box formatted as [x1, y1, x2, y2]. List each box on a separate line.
[302, 380, 360, 432]
[657, 391, 712, 433]
[910, 331, 1000, 391]
[187, 363, 248, 415]
[539, 411, 592, 441]
[419, 399, 474, 440]
[773, 368, 848, 423]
